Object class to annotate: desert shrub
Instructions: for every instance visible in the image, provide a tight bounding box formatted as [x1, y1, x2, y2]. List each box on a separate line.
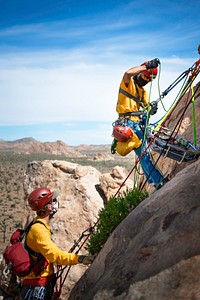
[86, 187, 148, 255]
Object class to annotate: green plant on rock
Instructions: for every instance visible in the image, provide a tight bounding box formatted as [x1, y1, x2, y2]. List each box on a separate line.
[86, 187, 148, 255]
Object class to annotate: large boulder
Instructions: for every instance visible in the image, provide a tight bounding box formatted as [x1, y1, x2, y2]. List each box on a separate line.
[99, 166, 134, 201]
[69, 159, 200, 300]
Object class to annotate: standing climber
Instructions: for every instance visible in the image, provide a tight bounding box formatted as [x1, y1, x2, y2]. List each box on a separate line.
[19, 187, 95, 300]
[112, 58, 168, 188]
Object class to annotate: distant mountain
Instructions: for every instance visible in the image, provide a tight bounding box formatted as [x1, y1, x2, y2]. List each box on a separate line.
[0, 138, 110, 156]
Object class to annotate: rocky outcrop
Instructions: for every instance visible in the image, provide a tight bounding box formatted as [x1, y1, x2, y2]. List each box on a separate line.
[92, 153, 114, 161]
[69, 159, 200, 300]
[100, 166, 134, 200]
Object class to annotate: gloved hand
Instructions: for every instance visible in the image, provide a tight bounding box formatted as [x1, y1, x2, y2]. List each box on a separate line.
[150, 101, 158, 115]
[78, 255, 96, 265]
[146, 58, 160, 69]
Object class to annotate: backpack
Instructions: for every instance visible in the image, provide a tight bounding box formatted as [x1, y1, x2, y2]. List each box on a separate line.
[3, 221, 49, 277]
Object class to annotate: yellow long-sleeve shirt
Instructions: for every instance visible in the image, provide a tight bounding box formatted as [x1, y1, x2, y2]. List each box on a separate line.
[24, 217, 79, 279]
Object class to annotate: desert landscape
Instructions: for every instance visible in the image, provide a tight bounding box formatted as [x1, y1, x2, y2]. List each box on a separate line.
[0, 140, 134, 250]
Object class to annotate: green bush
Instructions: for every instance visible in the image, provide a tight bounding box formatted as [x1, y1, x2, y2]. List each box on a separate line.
[86, 187, 148, 255]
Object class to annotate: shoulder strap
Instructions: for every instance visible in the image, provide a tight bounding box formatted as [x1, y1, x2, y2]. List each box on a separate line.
[32, 220, 48, 229]
[18, 221, 34, 242]
[119, 87, 141, 104]
[24, 220, 47, 259]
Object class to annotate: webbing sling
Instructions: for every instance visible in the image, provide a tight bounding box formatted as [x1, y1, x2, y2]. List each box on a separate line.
[119, 88, 141, 104]
[118, 111, 142, 117]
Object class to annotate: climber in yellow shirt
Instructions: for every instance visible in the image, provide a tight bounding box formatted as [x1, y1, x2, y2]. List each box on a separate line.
[20, 187, 95, 300]
[113, 58, 168, 188]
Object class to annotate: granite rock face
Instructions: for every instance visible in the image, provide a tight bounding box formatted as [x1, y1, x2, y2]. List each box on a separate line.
[69, 159, 200, 300]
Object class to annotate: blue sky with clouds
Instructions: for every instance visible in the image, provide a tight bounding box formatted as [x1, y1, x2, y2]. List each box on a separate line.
[0, 0, 199, 145]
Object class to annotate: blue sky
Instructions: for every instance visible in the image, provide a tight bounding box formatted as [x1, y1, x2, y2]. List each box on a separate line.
[0, 0, 199, 145]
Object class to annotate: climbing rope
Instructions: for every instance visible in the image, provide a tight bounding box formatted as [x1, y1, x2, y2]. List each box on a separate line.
[191, 84, 197, 146]
[153, 58, 200, 132]
[141, 80, 200, 190]
[54, 226, 94, 299]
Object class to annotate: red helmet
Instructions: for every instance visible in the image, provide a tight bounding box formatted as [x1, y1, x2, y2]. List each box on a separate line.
[28, 187, 59, 211]
[142, 61, 158, 80]
[113, 125, 133, 142]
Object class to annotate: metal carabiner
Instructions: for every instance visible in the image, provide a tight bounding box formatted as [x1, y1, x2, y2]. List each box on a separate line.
[3, 261, 13, 277]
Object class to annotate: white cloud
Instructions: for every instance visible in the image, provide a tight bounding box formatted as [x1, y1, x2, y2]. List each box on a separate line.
[0, 50, 198, 129]
[0, 58, 118, 125]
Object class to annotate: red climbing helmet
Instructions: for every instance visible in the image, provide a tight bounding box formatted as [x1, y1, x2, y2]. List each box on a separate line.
[142, 61, 158, 80]
[28, 187, 59, 211]
[112, 125, 133, 142]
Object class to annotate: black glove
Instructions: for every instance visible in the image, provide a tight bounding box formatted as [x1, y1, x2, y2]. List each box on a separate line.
[78, 255, 96, 265]
[146, 58, 160, 69]
[150, 101, 158, 115]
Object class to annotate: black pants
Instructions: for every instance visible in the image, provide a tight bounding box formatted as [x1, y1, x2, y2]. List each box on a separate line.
[20, 282, 54, 300]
